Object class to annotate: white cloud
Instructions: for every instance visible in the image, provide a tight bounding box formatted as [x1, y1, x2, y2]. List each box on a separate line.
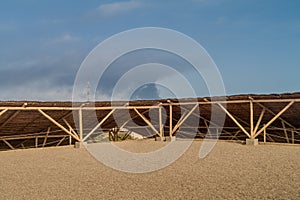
[49, 33, 80, 44]
[97, 0, 142, 17]
[0, 84, 73, 101]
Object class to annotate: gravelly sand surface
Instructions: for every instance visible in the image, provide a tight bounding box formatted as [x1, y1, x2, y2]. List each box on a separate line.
[0, 140, 299, 199]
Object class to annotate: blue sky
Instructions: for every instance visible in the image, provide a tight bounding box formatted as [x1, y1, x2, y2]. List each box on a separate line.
[0, 0, 299, 100]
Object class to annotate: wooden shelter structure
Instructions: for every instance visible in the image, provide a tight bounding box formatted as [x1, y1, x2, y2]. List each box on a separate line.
[0, 93, 300, 150]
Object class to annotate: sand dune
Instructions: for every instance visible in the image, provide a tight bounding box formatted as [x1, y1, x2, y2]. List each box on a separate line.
[0, 141, 299, 199]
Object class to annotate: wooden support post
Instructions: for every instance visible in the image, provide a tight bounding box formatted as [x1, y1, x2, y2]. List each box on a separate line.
[254, 101, 294, 138]
[169, 104, 173, 137]
[2, 139, 15, 150]
[134, 108, 161, 137]
[43, 127, 51, 147]
[38, 109, 80, 141]
[217, 103, 251, 138]
[35, 137, 38, 148]
[282, 121, 289, 143]
[292, 130, 295, 144]
[250, 100, 254, 138]
[159, 106, 164, 138]
[78, 108, 83, 141]
[67, 120, 73, 146]
[83, 108, 116, 142]
[69, 135, 72, 145]
[263, 126, 266, 143]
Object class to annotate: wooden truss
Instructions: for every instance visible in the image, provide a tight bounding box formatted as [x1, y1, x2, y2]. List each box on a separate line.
[0, 97, 300, 150]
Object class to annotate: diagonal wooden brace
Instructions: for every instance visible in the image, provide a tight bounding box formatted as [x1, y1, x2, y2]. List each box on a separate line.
[172, 104, 198, 135]
[254, 101, 294, 138]
[217, 103, 251, 138]
[83, 108, 116, 142]
[134, 108, 161, 137]
[38, 109, 80, 141]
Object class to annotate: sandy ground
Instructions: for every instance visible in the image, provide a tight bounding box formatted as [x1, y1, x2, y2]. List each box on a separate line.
[0, 140, 299, 200]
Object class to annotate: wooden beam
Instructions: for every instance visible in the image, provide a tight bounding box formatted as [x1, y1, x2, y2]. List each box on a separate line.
[167, 98, 300, 105]
[282, 121, 289, 143]
[0, 105, 162, 111]
[120, 121, 129, 130]
[36, 111, 73, 136]
[203, 119, 224, 139]
[2, 98, 300, 111]
[254, 101, 294, 138]
[267, 134, 275, 142]
[172, 104, 198, 135]
[63, 119, 78, 138]
[134, 108, 160, 137]
[2, 139, 15, 150]
[0, 111, 20, 129]
[181, 108, 234, 140]
[56, 136, 66, 146]
[172, 110, 188, 134]
[119, 109, 149, 130]
[217, 103, 251, 138]
[83, 108, 116, 141]
[15, 139, 29, 148]
[230, 130, 241, 140]
[207, 100, 249, 127]
[43, 127, 51, 147]
[204, 120, 211, 136]
[0, 103, 26, 129]
[0, 135, 67, 141]
[145, 127, 153, 137]
[169, 104, 173, 137]
[0, 109, 8, 117]
[38, 109, 80, 141]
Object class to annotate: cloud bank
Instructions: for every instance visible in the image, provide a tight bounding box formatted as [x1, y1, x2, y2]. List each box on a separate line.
[97, 0, 142, 17]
